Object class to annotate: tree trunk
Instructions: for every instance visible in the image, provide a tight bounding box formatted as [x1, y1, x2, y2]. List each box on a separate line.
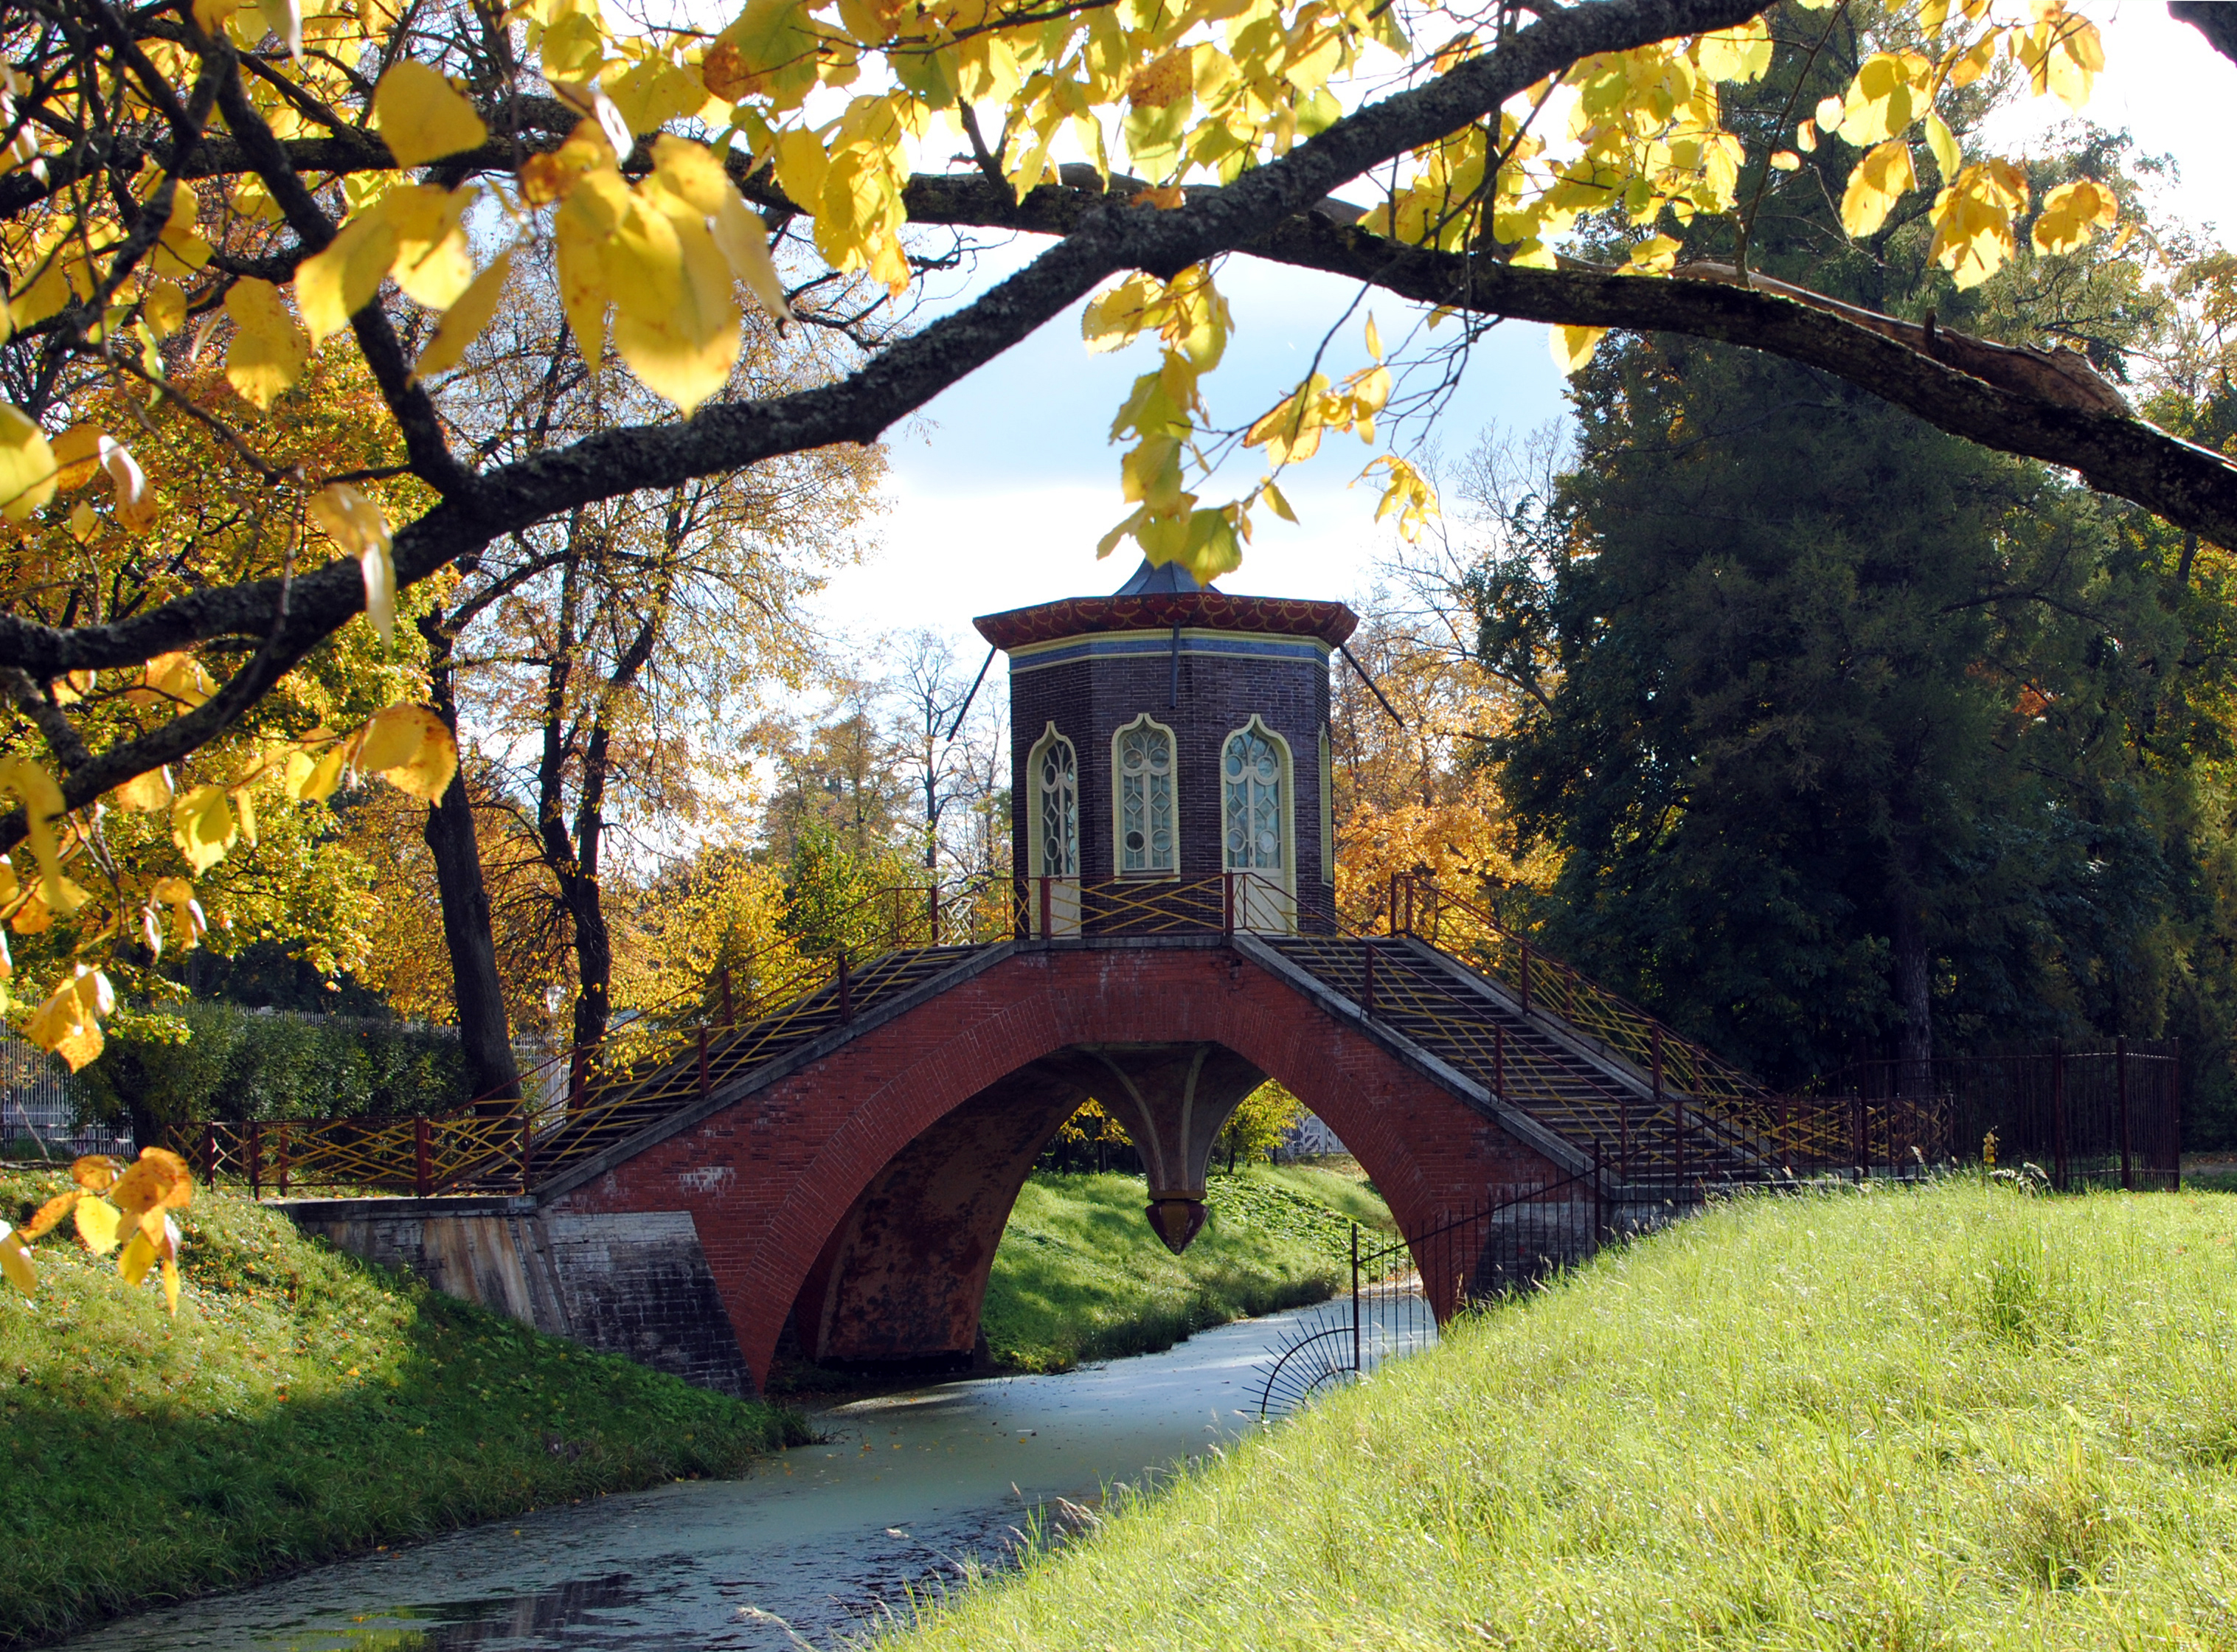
[563, 723, 614, 1051]
[419, 629, 521, 1103]
[425, 777, 523, 1103]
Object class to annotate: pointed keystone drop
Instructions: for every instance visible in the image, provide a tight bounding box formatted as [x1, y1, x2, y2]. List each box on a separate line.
[1145, 1194, 1209, 1254]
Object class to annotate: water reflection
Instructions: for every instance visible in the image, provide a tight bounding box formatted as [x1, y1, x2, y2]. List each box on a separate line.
[69, 1305, 1329, 1652]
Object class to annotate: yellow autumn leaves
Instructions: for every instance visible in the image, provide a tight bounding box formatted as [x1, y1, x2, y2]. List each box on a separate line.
[4, 1150, 195, 1312]
[218, 57, 794, 419]
[1822, 9, 2114, 290]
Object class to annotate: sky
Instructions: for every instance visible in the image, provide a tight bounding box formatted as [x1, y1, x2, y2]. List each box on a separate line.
[799, 0, 2236, 678]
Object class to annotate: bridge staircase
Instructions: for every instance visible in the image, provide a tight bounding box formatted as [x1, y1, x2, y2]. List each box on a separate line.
[171, 874, 1830, 1200]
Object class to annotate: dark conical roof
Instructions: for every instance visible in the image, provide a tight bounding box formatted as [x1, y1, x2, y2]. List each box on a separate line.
[1111, 557, 1210, 595]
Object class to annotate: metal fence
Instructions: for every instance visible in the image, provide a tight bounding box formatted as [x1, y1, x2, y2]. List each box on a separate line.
[1808, 1040, 2179, 1191]
[0, 1032, 130, 1159]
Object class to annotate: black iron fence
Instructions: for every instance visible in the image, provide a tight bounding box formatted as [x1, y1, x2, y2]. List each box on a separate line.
[1808, 1039, 2178, 1191]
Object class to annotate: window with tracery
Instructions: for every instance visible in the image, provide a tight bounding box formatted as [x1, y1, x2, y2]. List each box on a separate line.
[1114, 715, 1176, 875]
[1031, 726, 1079, 877]
[1223, 721, 1288, 872]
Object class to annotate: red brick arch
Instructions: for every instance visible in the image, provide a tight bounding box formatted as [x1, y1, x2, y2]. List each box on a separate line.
[548, 942, 1560, 1390]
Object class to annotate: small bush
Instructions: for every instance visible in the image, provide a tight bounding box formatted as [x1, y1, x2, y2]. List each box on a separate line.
[68, 1002, 471, 1140]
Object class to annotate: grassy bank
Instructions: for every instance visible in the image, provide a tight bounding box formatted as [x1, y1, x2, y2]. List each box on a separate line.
[900, 1179, 2237, 1649]
[979, 1166, 1392, 1372]
[0, 1169, 807, 1649]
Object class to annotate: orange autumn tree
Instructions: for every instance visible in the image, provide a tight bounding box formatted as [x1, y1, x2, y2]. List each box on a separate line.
[1331, 594, 1551, 934]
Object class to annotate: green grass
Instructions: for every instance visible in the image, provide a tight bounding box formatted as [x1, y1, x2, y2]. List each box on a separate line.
[980, 1167, 1392, 1372]
[895, 1179, 2237, 1649]
[0, 1169, 808, 1649]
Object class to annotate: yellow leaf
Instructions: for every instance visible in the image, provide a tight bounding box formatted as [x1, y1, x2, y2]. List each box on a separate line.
[19, 1190, 77, 1238]
[414, 249, 513, 381]
[172, 783, 237, 874]
[113, 1148, 191, 1221]
[100, 437, 155, 532]
[769, 127, 829, 218]
[224, 277, 308, 409]
[384, 184, 476, 309]
[0, 1228, 32, 1297]
[0, 756, 70, 912]
[1840, 139, 1917, 240]
[0, 405, 55, 523]
[309, 482, 395, 643]
[1769, 150, 1800, 172]
[2032, 177, 2118, 257]
[1924, 111, 1961, 185]
[709, 195, 794, 324]
[71, 1155, 119, 1193]
[162, 1255, 181, 1315]
[372, 61, 489, 169]
[1550, 324, 1606, 377]
[1364, 313, 1381, 361]
[24, 966, 112, 1072]
[1262, 479, 1298, 524]
[118, 1226, 156, 1288]
[349, 704, 458, 800]
[610, 209, 741, 413]
[73, 1195, 120, 1255]
[295, 202, 400, 347]
[285, 745, 346, 802]
[49, 425, 104, 490]
[112, 767, 173, 811]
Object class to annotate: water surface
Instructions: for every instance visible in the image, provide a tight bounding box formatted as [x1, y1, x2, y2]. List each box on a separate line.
[68, 1303, 1390, 1651]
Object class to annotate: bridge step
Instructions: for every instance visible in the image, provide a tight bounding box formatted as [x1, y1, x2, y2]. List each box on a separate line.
[1264, 936, 1766, 1181]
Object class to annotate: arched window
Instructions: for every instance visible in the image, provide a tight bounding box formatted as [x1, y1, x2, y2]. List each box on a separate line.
[1112, 715, 1177, 876]
[1223, 719, 1289, 872]
[1030, 723, 1080, 877]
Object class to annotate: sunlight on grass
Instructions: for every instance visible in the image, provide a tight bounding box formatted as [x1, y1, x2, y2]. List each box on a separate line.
[899, 1179, 2237, 1649]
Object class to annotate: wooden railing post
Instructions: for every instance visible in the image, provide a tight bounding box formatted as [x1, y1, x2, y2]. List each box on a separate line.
[414, 1116, 432, 1199]
[200, 1122, 215, 1183]
[1519, 944, 1533, 1015]
[249, 1120, 263, 1201]
[836, 950, 853, 1024]
[1779, 1091, 1791, 1176]
[1853, 1092, 1867, 1183]
[1494, 1024, 1506, 1101]
[1040, 875, 1053, 940]
[277, 1123, 291, 1197]
[2118, 1035, 2134, 1192]
[518, 1100, 534, 1194]
[1222, 872, 1235, 937]
[1361, 940, 1376, 1021]
[929, 882, 940, 943]
[698, 1027, 710, 1099]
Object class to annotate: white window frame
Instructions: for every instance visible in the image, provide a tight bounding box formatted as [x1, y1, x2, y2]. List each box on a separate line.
[1221, 716, 1297, 931]
[1028, 721, 1081, 878]
[1111, 713, 1179, 879]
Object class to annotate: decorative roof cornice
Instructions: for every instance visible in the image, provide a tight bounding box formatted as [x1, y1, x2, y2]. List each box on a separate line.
[973, 591, 1359, 650]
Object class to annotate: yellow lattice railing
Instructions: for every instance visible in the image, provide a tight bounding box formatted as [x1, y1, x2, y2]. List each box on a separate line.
[168, 876, 1013, 1197]
[1370, 876, 1859, 1170]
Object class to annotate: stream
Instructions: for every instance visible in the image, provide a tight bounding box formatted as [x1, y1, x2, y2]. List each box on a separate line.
[63, 1300, 1415, 1652]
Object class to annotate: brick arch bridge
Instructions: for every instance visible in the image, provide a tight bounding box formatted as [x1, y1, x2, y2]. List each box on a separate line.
[541, 939, 1578, 1387]
[266, 881, 1802, 1398]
